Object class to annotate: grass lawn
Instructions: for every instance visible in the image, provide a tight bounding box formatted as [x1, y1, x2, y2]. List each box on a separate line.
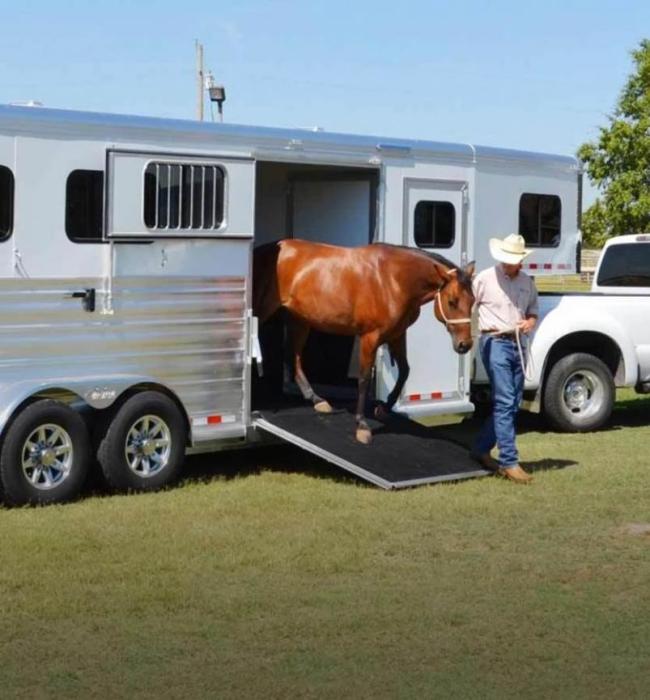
[1, 391, 650, 699]
[535, 274, 591, 293]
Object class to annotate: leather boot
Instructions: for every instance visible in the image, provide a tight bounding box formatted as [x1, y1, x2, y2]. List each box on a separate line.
[498, 464, 533, 484]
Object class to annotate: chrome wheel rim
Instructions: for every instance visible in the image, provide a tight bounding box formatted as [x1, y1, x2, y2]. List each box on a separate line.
[124, 415, 171, 478]
[22, 423, 74, 490]
[562, 370, 605, 418]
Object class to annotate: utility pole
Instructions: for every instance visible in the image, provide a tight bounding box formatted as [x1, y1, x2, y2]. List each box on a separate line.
[195, 40, 204, 121]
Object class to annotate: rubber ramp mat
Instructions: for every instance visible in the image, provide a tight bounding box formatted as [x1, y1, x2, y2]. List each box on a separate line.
[253, 404, 490, 489]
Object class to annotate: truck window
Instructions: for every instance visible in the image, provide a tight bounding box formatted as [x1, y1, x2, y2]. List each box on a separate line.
[144, 163, 224, 230]
[414, 200, 455, 248]
[0, 165, 14, 241]
[597, 243, 650, 287]
[66, 170, 104, 243]
[519, 193, 561, 247]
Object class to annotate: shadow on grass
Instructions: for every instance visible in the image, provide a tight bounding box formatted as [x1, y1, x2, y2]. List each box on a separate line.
[181, 443, 356, 487]
[520, 457, 579, 474]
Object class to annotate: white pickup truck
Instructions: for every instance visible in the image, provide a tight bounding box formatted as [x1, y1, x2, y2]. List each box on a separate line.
[474, 234, 650, 432]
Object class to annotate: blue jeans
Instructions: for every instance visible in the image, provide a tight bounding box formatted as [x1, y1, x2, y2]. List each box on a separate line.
[474, 336, 525, 467]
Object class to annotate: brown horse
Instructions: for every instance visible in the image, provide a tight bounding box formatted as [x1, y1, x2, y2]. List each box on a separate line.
[253, 239, 475, 444]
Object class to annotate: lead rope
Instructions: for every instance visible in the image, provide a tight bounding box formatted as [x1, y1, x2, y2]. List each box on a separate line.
[486, 325, 534, 382]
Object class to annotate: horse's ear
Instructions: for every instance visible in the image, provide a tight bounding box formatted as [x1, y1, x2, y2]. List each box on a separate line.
[434, 262, 453, 284]
[465, 261, 476, 278]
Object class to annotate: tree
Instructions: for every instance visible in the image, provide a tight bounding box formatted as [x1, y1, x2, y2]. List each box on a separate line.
[578, 39, 650, 247]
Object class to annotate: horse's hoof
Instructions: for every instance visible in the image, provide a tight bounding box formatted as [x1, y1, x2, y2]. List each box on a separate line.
[356, 428, 373, 445]
[314, 400, 333, 413]
[374, 403, 389, 419]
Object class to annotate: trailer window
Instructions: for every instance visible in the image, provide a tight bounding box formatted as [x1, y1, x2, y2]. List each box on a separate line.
[519, 193, 561, 247]
[0, 165, 14, 241]
[144, 163, 224, 231]
[597, 243, 650, 287]
[66, 170, 104, 243]
[414, 201, 455, 248]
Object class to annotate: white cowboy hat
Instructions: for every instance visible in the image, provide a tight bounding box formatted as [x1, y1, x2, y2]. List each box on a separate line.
[488, 233, 533, 264]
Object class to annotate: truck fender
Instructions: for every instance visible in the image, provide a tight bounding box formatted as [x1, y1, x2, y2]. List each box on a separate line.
[528, 304, 637, 389]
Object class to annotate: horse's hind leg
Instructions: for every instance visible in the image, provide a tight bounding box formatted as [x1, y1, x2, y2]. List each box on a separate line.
[288, 316, 332, 413]
[355, 331, 381, 444]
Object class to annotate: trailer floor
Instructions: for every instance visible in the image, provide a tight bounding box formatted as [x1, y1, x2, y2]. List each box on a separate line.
[253, 404, 490, 489]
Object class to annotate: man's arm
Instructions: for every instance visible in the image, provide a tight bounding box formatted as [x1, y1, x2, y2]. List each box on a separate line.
[518, 278, 539, 334]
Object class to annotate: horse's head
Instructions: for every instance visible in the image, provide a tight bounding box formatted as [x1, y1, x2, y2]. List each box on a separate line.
[433, 261, 476, 354]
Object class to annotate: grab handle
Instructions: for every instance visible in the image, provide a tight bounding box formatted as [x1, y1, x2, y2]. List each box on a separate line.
[67, 288, 96, 312]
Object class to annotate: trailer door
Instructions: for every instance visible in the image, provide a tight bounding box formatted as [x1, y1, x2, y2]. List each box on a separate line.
[377, 177, 473, 417]
[103, 150, 256, 443]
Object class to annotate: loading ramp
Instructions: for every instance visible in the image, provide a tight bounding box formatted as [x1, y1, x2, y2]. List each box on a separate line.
[253, 405, 490, 489]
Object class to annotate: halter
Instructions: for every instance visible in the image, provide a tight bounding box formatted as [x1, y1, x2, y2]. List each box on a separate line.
[434, 271, 472, 327]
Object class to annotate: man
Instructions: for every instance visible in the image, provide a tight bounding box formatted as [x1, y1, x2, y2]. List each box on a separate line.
[472, 233, 538, 484]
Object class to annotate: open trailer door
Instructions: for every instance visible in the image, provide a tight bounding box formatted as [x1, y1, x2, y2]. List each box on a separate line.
[377, 172, 474, 419]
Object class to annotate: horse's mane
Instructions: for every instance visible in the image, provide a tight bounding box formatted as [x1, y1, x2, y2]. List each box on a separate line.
[379, 243, 472, 288]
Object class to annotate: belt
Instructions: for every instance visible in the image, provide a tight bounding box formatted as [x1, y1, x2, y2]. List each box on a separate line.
[481, 330, 517, 340]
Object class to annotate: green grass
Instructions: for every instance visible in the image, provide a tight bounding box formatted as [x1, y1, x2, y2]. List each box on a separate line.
[2, 391, 650, 699]
[535, 274, 591, 293]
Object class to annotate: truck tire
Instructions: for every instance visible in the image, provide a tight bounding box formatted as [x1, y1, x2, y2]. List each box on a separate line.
[97, 391, 186, 492]
[542, 353, 614, 432]
[0, 400, 91, 506]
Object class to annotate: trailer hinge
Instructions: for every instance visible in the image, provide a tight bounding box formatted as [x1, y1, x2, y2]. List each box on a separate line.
[247, 311, 263, 374]
[461, 183, 469, 205]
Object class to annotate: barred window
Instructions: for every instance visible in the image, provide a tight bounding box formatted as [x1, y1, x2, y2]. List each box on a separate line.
[66, 170, 104, 243]
[414, 200, 455, 248]
[519, 193, 561, 247]
[144, 163, 224, 230]
[0, 165, 15, 241]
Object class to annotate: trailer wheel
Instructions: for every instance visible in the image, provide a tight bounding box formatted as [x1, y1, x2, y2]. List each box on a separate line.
[542, 353, 614, 432]
[0, 400, 91, 506]
[97, 391, 186, 492]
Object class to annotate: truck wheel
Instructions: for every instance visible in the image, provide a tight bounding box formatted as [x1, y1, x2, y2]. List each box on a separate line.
[542, 353, 614, 432]
[0, 400, 91, 506]
[97, 391, 186, 492]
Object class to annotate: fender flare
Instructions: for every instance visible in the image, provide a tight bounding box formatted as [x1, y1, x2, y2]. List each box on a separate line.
[0, 374, 185, 438]
[528, 307, 636, 390]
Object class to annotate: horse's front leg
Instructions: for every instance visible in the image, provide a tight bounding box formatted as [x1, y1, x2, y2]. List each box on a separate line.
[289, 316, 332, 413]
[375, 333, 409, 419]
[355, 331, 381, 444]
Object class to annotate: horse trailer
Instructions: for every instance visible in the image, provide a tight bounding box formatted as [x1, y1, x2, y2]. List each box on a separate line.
[0, 104, 580, 504]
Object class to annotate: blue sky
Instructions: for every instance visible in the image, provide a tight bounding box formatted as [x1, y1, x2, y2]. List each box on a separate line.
[1, 1, 648, 203]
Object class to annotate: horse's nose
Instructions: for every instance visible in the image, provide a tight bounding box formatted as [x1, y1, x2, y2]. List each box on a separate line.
[457, 340, 472, 354]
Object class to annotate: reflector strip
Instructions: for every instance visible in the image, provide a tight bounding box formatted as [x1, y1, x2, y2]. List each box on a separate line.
[407, 391, 453, 402]
[192, 414, 237, 426]
[524, 263, 574, 271]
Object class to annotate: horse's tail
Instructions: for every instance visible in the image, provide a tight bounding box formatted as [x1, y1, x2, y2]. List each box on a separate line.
[252, 241, 282, 323]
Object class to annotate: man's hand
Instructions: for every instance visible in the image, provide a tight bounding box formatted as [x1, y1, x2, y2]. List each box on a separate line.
[517, 317, 537, 335]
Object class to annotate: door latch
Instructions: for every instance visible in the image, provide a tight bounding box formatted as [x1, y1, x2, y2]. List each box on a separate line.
[67, 288, 96, 312]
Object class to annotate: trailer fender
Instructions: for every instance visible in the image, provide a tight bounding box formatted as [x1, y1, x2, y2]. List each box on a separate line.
[0, 374, 163, 438]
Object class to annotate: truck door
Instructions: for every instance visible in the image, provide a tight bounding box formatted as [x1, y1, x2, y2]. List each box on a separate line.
[377, 176, 473, 417]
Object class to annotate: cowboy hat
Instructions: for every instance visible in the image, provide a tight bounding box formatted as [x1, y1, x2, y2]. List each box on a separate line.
[488, 233, 533, 264]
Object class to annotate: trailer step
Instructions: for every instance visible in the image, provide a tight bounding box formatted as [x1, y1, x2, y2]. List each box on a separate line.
[252, 405, 489, 489]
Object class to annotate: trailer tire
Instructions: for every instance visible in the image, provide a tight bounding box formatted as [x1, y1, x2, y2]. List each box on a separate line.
[0, 400, 91, 506]
[97, 391, 186, 492]
[542, 352, 614, 432]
